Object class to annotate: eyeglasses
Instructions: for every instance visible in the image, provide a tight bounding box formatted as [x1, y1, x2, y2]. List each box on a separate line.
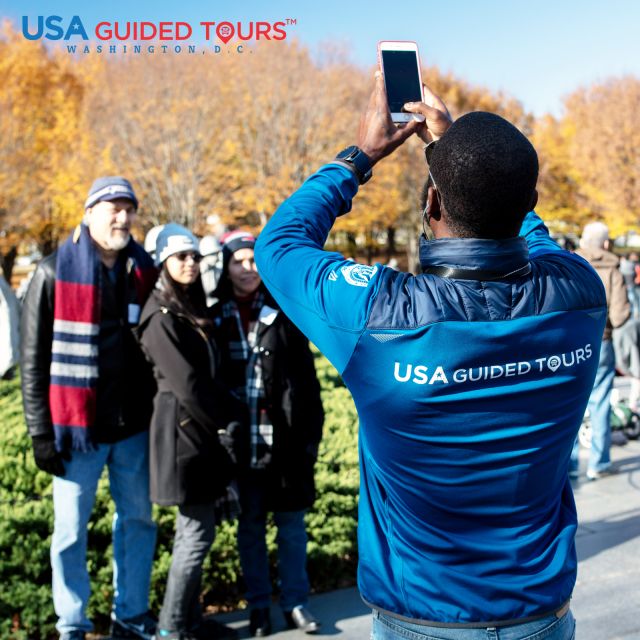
[174, 252, 202, 263]
[424, 140, 438, 189]
[424, 140, 437, 165]
[421, 140, 441, 238]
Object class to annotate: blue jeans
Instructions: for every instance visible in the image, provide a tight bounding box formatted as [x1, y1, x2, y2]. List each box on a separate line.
[371, 609, 576, 640]
[571, 340, 615, 473]
[627, 285, 640, 318]
[51, 431, 157, 634]
[159, 502, 217, 633]
[237, 477, 309, 611]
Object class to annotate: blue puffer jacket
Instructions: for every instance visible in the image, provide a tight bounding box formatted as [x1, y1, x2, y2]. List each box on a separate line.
[255, 164, 606, 626]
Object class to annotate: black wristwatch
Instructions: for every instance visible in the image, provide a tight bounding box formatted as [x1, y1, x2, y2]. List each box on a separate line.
[334, 146, 373, 185]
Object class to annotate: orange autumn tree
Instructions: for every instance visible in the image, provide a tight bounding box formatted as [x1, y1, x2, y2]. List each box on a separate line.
[532, 114, 592, 234]
[0, 23, 91, 272]
[534, 77, 640, 237]
[215, 42, 362, 231]
[564, 77, 640, 236]
[6, 29, 640, 270]
[81, 52, 236, 233]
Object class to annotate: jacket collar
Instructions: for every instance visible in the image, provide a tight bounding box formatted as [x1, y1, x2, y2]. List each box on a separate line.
[419, 235, 530, 274]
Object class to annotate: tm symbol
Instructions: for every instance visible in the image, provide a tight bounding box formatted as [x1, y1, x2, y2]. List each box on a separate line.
[286, 18, 297, 25]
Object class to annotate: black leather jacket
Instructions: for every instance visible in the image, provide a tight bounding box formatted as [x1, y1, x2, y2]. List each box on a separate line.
[20, 251, 156, 443]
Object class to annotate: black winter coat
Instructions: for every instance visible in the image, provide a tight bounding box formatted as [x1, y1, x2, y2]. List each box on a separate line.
[21, 251, 156, 443]
[212, 292, 324, 511]
[137, 290, 248, 506]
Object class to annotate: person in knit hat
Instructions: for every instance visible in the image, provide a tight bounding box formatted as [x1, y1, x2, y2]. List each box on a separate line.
[212, 231, 324, 636]
[21, 176, 158, 640]
[137, 223, 245, 640]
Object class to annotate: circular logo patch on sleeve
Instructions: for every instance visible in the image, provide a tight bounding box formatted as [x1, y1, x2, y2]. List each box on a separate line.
[340, 264, 378, 287]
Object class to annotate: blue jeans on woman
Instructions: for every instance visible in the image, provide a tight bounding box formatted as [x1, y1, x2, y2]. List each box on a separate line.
[237, 476, 309, 612]
[158, 502, 217, 633]
[371, 609, 576, 640]
[51, 431, 157, 635]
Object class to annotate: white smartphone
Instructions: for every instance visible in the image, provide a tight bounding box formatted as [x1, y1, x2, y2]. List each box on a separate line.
[377, 41, 425, 124]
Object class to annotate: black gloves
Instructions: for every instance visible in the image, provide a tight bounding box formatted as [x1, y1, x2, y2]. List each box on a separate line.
[31, 435, 70, 476]
[218, 421, 243, 465]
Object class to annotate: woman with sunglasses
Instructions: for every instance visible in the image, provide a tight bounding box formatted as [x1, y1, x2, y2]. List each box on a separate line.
[137, 223, 246, 640]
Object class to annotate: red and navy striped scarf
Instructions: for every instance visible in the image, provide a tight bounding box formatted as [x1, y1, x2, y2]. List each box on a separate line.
[50, 224, 156, 452]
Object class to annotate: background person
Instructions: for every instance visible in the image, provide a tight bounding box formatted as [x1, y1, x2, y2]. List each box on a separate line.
[144, 225, 166, 263]
[212, 231, 324, 637]
[619, 251, 639, 318]
[137, 223, 246, 640]
[0, 269, 20, 379]
[199, 234, 223, 307]
[254, 74, 607, 639]
[20, 177, 158, 640]
[572, 222, 630, 479]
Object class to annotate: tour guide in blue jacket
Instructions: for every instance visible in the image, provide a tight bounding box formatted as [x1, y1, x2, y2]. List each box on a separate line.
[255, 74, 606, 638]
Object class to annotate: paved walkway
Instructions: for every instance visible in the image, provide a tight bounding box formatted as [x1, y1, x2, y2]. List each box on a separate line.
[217, 437, 640, 639]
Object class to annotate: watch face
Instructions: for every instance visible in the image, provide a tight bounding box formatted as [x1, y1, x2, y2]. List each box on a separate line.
[335, 146, 372, 184]
[338, 146, 358, 160]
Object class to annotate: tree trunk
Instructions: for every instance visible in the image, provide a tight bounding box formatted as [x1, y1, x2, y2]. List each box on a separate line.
[1, 246, 17, 282]
[386, 227, 396, 262]
[366, 229, 374, 264]
[346, 232, 357, 260]
[38, 232, 57, 258]
[405, 226, 420, 275]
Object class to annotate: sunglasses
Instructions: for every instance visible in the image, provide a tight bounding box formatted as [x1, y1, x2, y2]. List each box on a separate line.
[174, 252, 202, 263]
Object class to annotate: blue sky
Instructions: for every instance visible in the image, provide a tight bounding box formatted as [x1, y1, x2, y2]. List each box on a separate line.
[4, 0, 640, 116]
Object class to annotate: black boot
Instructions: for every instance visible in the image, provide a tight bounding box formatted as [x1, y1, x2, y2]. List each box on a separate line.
[249, 608, 271, 638]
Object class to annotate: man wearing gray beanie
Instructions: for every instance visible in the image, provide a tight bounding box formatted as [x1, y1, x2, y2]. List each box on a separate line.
[21, 176, 158, 640]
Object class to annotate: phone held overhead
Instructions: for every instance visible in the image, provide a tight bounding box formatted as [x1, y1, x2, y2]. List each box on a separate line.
[378, 40, 425, 124]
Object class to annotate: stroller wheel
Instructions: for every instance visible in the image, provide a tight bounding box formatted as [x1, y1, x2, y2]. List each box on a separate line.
[623, 412, 640, 440]
[579, 418, 592, 449]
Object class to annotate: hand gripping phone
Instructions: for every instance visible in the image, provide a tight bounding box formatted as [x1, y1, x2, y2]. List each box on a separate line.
[377, 41, 425, 123]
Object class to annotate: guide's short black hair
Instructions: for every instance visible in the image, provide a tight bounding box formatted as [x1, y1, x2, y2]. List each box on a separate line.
[425, 112, 538, 239]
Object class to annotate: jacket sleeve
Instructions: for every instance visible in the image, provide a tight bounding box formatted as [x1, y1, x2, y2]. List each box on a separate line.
[20, 258, 56, 438]
[141, 312, 246, 431]
[254, 163, 388, 376]
[609, 265, 631, 329]
[519, 211, 563, 257]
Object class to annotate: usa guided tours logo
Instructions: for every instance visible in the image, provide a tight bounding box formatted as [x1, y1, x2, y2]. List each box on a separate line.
[21, 16, 297, 55]
[393, 343, 594, 386]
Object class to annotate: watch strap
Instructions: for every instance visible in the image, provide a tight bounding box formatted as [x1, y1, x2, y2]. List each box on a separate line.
[334, 146, 373, 185]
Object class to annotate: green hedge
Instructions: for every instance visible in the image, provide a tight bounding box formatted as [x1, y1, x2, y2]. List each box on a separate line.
[0, 353, 359, 639]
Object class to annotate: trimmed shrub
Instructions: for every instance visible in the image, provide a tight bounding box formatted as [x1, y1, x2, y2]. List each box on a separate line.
[0, 352, 359, 638]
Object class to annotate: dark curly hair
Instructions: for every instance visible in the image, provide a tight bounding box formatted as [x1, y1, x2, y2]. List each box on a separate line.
[423, 111, 538, 239]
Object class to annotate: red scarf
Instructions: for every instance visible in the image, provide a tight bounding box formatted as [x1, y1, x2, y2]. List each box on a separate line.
[50, 224, 156, 452]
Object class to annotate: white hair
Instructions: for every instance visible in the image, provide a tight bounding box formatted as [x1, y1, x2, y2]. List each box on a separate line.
[580, 222, 609, 249]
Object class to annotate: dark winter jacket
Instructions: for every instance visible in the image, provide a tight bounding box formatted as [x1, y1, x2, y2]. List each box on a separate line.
[212, 287, 324, 511]
[137, 289, 248, 506]
[21, 251, 155, 443]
